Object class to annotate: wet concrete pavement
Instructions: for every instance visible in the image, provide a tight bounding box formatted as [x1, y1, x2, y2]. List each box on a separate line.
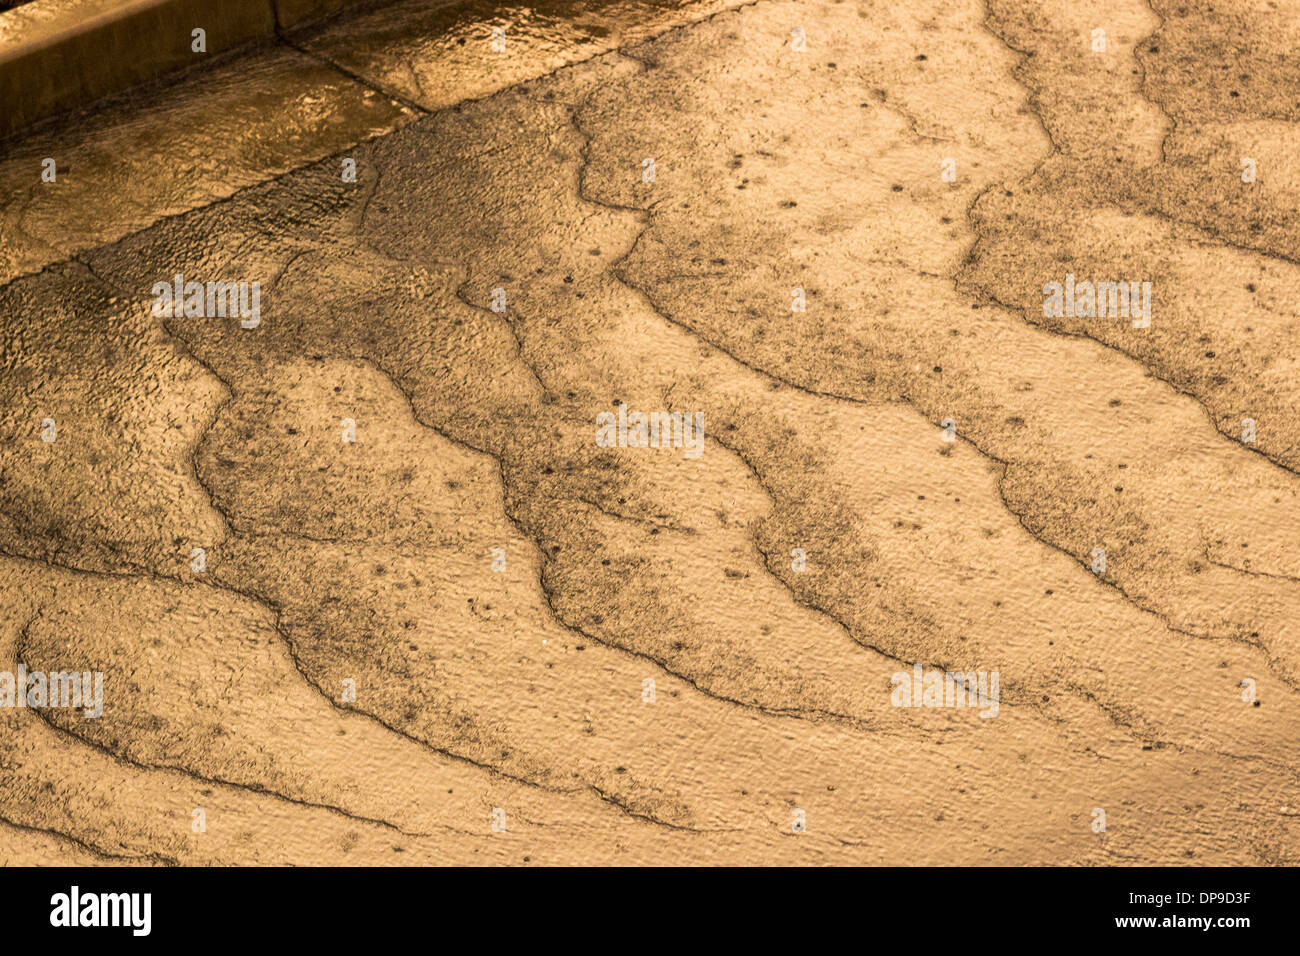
[0, 0, 1298, 865]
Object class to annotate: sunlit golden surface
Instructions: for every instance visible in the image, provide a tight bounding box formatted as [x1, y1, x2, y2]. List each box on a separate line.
[0, 0, 1297, 865]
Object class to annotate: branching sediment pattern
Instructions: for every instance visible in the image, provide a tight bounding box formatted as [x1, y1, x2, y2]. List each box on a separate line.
[0, 0, 1296, 865]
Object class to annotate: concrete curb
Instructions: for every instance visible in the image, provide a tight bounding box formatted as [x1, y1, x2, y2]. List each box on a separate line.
[0, 0, 379, 139]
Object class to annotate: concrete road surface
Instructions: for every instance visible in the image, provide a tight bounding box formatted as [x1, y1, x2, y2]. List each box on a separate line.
[0, 0, 1298, 865]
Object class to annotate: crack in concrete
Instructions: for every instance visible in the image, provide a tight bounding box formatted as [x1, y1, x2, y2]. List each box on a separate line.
[1135, 0, 1174, 166]
[11, 609, 445, 840]
[0, 810, 178, 866]
[868, 88, 957, 144]
[567, 494, 697, 536]
[271, 0, 431, 116]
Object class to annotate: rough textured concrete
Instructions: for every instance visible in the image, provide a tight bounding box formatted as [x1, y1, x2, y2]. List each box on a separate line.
[0, 0, 1297, 865]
